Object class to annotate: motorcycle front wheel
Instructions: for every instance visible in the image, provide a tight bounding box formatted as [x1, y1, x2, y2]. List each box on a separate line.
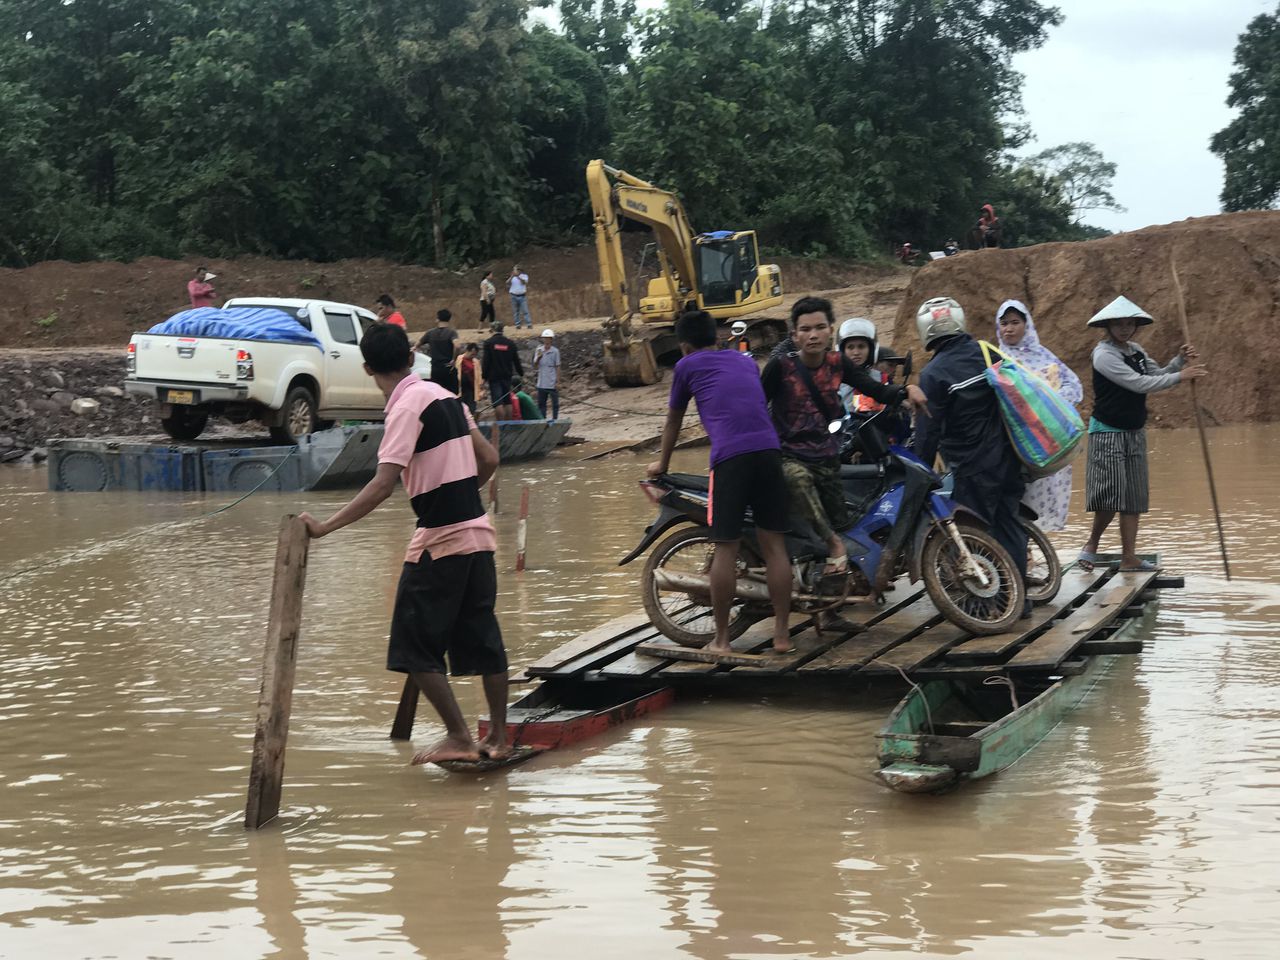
[1023, 521, 1063, 606]
[922, 522, 1024, 635]
[641, 526, 762, 648]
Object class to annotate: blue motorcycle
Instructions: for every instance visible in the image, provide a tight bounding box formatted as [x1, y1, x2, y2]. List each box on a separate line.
[622, 413, 1026, 647]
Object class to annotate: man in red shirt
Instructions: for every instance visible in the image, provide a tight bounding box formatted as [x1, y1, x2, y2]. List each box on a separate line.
[376, 294, 406, 328]
[299, 324, 509, 764]
[187, 266, 217, 309]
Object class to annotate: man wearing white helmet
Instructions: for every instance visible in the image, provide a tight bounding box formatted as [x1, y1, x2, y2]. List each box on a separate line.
[533, 328, 561, 420]
[912, 296, 1029, 614]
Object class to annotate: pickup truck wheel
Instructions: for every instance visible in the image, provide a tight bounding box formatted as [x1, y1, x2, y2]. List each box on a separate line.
[160, 406, 208, 441]
[269, 386, 318, 444]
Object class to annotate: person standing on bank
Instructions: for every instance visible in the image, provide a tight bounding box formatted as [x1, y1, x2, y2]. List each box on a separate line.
[913, 297, 1029, 613]
[533, 328, 561, 420]
[298, 323, 510, 764]
[482, 321, 524, 420]
[479, 271, 497, 327]
[648, 310, 795, 655]
[376, 294, 406, 329]
[188, 266, 217, 308]
[508, 266, 532, 329]
[995, 299, 1083, 531]
[418, 309, 461, 394]
[1079, 296, 1206, 572]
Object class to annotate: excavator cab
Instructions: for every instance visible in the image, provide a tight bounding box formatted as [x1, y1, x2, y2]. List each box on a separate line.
[696, 231, 770, 307]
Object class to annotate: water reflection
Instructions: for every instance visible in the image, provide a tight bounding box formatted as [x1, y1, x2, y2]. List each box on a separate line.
[1, 426, 1279, 958]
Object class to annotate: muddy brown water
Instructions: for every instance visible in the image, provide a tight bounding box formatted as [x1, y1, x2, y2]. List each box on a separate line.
[2, 426, 1279, 959]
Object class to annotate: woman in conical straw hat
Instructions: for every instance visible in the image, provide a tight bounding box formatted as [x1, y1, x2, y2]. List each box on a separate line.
[1078, 296, 1206, 571]
[995, 299, 1082, 531]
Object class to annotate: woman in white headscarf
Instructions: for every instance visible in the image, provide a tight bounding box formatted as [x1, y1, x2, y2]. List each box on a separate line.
[995, 299, 1083, 531]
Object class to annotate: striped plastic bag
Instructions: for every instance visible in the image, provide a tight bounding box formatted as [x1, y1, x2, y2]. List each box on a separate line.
[979, 340, 1084, 478]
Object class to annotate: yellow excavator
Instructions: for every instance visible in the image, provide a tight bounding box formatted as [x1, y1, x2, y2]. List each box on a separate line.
[587, 159, 784, 387]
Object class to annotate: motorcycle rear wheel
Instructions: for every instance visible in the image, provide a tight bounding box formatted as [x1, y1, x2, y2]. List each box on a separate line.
[641, 526, 762, 648]
[922, 523, 1024, 635]
[1023, 521, 1062, 606]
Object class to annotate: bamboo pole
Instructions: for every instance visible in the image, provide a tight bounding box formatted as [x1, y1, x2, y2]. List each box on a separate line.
[515, 485, 530, 572]
[1170, 259, 1231, 580]
[489, 421, 500, 514]
[389, 676, 419, 740]
[245, 515, 311, 829]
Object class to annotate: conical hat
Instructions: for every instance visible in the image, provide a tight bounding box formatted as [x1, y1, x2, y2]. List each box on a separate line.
[1087, 295, 1154, 327]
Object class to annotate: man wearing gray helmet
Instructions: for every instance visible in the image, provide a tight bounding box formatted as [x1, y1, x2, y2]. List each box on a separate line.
[912, 297, 1029, 615]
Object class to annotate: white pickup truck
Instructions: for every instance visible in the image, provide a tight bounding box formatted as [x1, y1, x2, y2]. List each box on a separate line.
[124, 297, 428, 442]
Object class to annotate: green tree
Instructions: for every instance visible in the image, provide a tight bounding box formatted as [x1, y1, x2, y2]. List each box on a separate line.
[1026, 141, 1124, 222]
[1211, 8, 1280, 211]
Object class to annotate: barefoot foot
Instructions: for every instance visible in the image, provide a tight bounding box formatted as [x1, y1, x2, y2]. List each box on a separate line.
[479, 737, 513, 761]
[411, 735, 481, 766]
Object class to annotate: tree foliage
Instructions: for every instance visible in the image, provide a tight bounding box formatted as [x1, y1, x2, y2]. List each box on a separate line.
[0, 0, 1119, 268]
[1027, 141, 1124, 221]
[1211, 8, 1280, 211]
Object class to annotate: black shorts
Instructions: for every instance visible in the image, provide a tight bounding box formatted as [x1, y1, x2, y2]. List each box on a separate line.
[430, 363, 459, 394]
[708, 449, 789, 541]
[488, 379, 512, 408]
[387, 551, 508, 676]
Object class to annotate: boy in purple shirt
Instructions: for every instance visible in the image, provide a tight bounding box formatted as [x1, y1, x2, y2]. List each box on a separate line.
[648, 310, 793, 654]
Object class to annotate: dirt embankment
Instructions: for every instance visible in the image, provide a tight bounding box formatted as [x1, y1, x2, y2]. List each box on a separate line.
[891, 210, 1280, 427]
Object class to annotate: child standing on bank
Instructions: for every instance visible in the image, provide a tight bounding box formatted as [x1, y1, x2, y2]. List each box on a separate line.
[647, 310, 794, 655]
[1079, 296, 1206, 571]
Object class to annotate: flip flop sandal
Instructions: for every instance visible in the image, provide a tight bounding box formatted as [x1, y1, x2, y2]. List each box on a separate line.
[1077, 550, 1105, 569]
[1119, 559, 1160, 573]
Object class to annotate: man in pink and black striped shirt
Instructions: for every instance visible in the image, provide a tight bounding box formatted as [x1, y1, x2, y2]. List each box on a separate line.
[301, 324, 510, 765]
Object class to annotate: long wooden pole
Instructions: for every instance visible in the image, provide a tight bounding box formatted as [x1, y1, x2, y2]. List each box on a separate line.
[515, 485, 530, 572]
[1170, 259, 1231, 580]
[245, 515, 311, 829]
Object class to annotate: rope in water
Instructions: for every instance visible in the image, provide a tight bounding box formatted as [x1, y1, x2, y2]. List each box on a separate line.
[0, 445, 300, 586]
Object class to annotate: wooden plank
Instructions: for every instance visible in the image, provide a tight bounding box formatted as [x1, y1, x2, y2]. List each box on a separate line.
[733, 588, 929, 677]
[245, 515, 311, 830]
[945, 565, 1108, 662]
[634, 641, 782, 667]
[912, 658, 1088, 680]
[389, 676, 419, 740]
[524, 612, 656, 677]
[1077, 638, 1144, 656]
[648, 617, 811, 677]
[798, 594, 941, 675]
[1004, 570, 1157, 670]
[545, 625, 669, 677]
[861, 623, 969, 675]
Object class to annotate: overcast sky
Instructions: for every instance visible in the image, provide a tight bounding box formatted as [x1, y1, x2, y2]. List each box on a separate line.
[540, 0, 1272, 233]
[1013, 0, 1271, 232]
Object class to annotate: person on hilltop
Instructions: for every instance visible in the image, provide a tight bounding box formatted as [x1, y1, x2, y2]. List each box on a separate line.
[532, 328, 561, 420]
[188, 266, 217, 309]
[376, 294, 406, 328]
[298, 322, 510, 764]
[479, 270, 497, 327]
[418, 308, 461, 394]
[762, 297, 924, 610]
[995, 299, 1083, 532]
[977, 205, 1001, 248]
[648, 309, 795, 655]
[508, 265, 532, 329]
[482, 321, 524, 420]
[1078, 296, 1206, 572]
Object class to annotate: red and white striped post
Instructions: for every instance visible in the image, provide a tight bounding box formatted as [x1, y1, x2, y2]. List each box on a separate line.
[515, 485, 530, 572]
[488, 421, 500, 514]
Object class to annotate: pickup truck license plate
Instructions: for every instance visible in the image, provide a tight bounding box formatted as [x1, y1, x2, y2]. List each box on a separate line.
[167, 389, 195, 405]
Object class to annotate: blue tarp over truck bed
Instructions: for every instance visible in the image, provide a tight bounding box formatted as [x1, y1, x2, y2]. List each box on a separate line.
[147, 307, 323, 350]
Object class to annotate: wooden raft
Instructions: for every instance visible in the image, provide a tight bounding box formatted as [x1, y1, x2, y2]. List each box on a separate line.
[519, 559, 1168, 686]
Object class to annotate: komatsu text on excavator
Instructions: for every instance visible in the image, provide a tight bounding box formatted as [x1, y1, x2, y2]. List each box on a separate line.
[587, 159, 784, 387]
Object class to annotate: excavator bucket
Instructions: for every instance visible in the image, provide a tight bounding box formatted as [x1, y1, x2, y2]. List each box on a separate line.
[602, 339, 660, 387]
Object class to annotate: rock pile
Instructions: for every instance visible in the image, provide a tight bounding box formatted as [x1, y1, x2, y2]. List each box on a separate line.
[0, 351, 153, 462]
